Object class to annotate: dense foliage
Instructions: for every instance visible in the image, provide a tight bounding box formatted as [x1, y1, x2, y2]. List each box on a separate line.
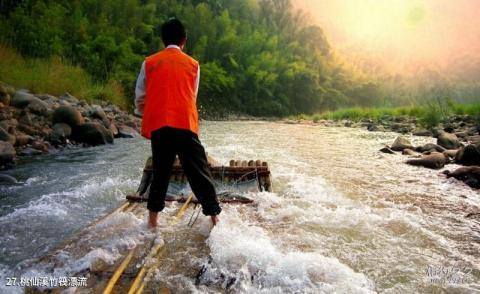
[1, 0, 477, 117]
[0, 0, 374, 116]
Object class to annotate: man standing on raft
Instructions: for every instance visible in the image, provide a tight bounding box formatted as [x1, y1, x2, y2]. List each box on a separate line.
[134, 18, 221, 228]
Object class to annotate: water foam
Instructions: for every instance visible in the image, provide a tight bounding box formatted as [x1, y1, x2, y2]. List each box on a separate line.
[199, 210, 375, 293]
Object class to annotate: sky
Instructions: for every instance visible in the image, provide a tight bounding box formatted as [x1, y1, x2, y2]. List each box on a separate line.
[295, 0, 480, 72]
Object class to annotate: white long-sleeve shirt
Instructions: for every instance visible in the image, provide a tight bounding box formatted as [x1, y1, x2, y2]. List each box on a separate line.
[134, 45, 200, 116]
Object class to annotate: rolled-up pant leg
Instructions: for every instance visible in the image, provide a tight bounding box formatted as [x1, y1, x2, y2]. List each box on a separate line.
[147, 128, 176, 212]
[177, 132, 222, 216]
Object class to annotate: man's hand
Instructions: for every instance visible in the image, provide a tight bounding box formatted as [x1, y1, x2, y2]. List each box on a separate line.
[211, 215, 219, 226]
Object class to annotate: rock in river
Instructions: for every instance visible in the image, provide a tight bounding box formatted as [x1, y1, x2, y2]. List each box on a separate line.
[415, 143, 446, 153]
[52, 123, 72, 139]
[72, 122, 113, 146]
[391, 136, 414, 151]
[379, 146, 395, 154]
[443, 166, 480, 189]
[406, 152, 449, 169]
[0, 173, 17, 184]
[455, 143, 480, 166]
[117, 125, 138, 138]
[437, 131, 461, 150]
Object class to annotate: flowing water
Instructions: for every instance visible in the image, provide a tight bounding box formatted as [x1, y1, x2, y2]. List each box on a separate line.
[0, 121, 479, 293]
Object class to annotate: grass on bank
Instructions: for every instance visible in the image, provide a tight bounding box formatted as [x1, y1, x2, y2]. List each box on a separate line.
[292, 103, 480, 129]
[0, 44, 129, 109]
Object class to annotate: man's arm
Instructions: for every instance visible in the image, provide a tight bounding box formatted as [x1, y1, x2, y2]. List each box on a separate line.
[134, 61, 146, 116]
[195, 65, 200, 99]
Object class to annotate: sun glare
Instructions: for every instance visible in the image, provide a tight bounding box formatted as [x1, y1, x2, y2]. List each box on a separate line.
[296, 0, 480, 69]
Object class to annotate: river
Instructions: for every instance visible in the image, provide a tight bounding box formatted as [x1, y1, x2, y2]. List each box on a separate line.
[0, 121, 479, 293]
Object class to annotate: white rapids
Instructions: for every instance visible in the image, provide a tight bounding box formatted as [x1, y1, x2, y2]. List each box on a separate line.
[0, 121, 478, 293]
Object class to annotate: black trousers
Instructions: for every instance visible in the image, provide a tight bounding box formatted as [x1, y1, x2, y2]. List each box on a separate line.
[148, 127, 221, 216]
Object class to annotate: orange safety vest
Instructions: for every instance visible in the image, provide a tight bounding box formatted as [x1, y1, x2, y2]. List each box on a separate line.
[141, 48, 199, 139]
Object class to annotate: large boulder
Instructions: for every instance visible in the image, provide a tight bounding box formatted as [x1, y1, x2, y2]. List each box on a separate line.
[406, 152, 449, 169]
[0, 141, 16, 167]
[455, 144, 480, 166]
[0, 126, 15, 145]
[391, 136, 414, 151]
[52, 106, 84, 128]
[437, 131, 461, 150]
[11, 91, 34, 108]
[72, 122, 113, 146]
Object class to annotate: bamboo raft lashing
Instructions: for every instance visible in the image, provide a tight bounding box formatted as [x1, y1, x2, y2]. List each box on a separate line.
[26, 156, 272, 293]
[127, 155, 272, 203]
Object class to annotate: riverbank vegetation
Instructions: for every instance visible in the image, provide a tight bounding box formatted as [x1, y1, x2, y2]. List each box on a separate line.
[293, 101, 480, 128]
[0, 45, 127, 108]
[1, 0, 479, 117]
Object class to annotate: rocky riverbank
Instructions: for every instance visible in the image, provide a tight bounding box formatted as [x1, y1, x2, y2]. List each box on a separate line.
[0, 82, 141, 171]
[283, 115, 480, 189]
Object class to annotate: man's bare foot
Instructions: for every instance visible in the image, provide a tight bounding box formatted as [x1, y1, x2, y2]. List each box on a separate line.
[211, 215, 219, 226]
[148, 211, 158, 228]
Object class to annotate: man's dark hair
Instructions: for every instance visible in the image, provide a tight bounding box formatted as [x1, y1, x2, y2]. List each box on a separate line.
[161, 18, 186, 46]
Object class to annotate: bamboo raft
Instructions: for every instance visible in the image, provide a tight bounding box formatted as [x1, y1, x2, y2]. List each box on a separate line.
[27, 156, 272, 293]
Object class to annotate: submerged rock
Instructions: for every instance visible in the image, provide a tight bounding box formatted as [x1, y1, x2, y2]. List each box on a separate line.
[0, 173, 17, 184]
[18, 147, 43, 156]
[405, 152, 449, 169]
